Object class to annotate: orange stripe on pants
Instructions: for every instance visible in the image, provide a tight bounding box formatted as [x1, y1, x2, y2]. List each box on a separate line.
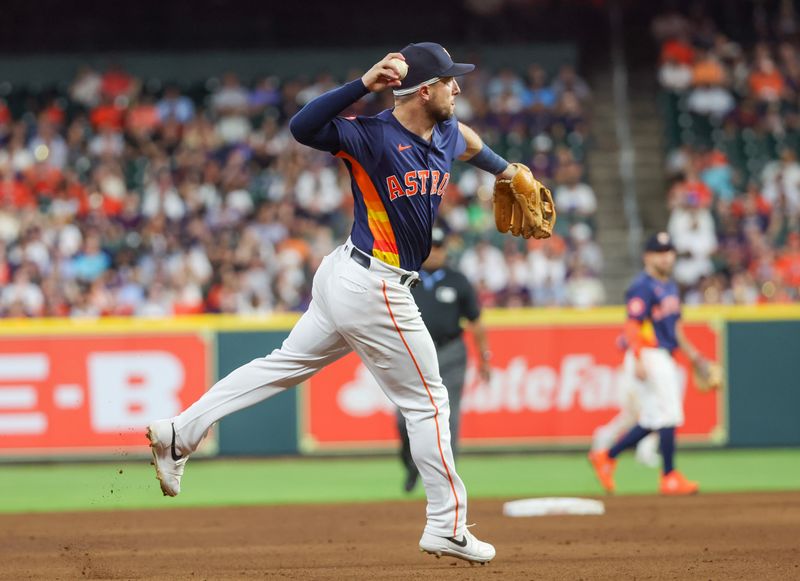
[381, 280, 459, 537]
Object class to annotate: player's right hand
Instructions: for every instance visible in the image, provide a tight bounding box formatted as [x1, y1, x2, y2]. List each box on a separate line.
[361, 53, 406, 93]
[634, 358, 647, 381]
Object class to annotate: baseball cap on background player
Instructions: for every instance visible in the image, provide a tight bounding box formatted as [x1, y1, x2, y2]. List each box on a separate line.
[393, 42, 475, 96]
[644, 231, 675, 253]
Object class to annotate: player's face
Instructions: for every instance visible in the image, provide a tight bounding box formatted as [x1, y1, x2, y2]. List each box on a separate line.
[426, 77, 460, 121]
[646, 250, 676, 277]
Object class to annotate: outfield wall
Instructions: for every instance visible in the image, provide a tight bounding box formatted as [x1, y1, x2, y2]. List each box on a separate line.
[0, 305, 797, 460]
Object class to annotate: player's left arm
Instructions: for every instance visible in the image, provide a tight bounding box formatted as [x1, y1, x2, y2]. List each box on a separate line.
[677, 319, 723, 390]
[457, 122, 516, 179]
[458, 121, 555, 239]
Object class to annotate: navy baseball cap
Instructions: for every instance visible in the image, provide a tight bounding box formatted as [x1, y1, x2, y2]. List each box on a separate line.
[393, 42, 475, 96]
[644, 231, 675, 253]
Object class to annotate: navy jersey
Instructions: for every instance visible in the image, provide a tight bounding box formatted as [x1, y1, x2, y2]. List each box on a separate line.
[625, 272, 681, 352]
[332, 110, 466, 271]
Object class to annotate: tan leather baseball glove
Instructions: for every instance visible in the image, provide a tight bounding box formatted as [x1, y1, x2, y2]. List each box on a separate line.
[692, 358, 724, 392]
[493, 163, 556, 239]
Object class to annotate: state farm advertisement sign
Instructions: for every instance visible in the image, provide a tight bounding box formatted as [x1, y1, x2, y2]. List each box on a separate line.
[303, 324, 721, 449]
[0, 334, 208, 455]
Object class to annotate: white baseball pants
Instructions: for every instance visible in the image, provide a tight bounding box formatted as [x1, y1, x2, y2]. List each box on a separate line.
[624, 347, 685, 430]
[172, 240, 467, 537]
[592, 357, 660, 466]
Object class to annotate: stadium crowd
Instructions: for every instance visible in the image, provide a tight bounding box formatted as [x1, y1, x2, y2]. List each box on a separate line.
[654, 6, 800, 304]
[0, 62, 599, 318]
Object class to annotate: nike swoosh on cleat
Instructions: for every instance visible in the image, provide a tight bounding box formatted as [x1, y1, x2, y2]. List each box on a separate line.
[446, 536, 468, 547]
[170, 423, 183, 461]
[398, 144, 412, 151]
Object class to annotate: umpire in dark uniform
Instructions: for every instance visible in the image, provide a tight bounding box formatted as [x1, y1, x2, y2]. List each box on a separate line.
[398, 226, 492, 492]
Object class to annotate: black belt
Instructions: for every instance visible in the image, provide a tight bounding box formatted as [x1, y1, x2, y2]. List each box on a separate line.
[349, 247, 419, 288]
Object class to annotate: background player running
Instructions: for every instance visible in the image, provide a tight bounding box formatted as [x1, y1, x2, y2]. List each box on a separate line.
[146, 42, 550, 564]
[589, 232, 711, 496]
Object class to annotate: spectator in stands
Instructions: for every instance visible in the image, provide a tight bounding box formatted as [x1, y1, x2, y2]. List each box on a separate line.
[157, 85, 196, 125]
[70, 232, 111, 283]
[668, 193, 718, 290]
[69, 66, 102, 109]
[142, 167, 185, 221]
[249, 76, 282, 116]
[731, 181, 772, 234]
[552, 65, 591, 102]
[761, 148, 800, 215]
[568, 222, 603, 274]
[691, 49, 727, 87]
[748, 57, 785, 103]
[0, 60, 603, 318]
[527, 236, 567, 306]
[669, 168, 714, 209]
[659, 51, 693, 92]
[460, 238, 510, 296]
[212, 72, 251, 144]
[775, 230, 800, 287]
[554, 160, 597, 232]
[29, 117, 68, 170]
[699, 149, 735, 202]
[487, 68, 527, 103]
[566, 262, 606, 308]
[727, 271, 760, 304]
[687, 78, 735, 118]
[2, 264, 44, 316]
[90, 95, 125, 131]
[101, 64, 139, 102]
[522, 65, 557, 109]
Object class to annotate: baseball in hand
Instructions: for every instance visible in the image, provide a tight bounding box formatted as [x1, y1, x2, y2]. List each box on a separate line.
[389, 58, 408, 80]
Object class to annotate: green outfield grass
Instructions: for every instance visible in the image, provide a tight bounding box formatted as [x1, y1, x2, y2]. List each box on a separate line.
[1, 449, 798, 514]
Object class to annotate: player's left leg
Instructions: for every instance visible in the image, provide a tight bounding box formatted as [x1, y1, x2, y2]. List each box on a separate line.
[332, 268, 493, 563]
[395, 339, 466, 494]
[652, 356, 698, 495]
[346, 296, 466, 537]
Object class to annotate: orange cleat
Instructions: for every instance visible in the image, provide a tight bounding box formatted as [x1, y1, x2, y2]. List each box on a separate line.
[588, 450, 617, 493]
[659, 470, 699, 496]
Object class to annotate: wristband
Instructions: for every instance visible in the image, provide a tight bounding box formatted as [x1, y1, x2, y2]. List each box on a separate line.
[467, 144, 509, 175]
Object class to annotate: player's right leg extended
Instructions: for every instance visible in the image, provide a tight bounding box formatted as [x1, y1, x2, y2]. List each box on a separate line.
[146, 253, 351, 496]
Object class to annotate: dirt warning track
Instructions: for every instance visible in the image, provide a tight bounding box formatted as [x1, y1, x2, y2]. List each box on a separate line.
[1, 492, 798, 580]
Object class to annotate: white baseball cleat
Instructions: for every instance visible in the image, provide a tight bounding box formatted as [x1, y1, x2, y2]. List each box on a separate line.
[419, 527, 496, 564]
[146, 419, 188, 497]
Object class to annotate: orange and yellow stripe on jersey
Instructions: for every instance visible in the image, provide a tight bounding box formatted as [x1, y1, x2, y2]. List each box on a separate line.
[336, 151, 400, 267]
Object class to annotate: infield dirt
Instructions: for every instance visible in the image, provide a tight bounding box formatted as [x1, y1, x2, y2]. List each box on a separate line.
[2, 492, 798, 580]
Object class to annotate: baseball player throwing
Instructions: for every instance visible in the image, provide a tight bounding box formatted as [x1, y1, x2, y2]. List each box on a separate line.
[589, 232, 707, 496]
[146, 42, 554, 564]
